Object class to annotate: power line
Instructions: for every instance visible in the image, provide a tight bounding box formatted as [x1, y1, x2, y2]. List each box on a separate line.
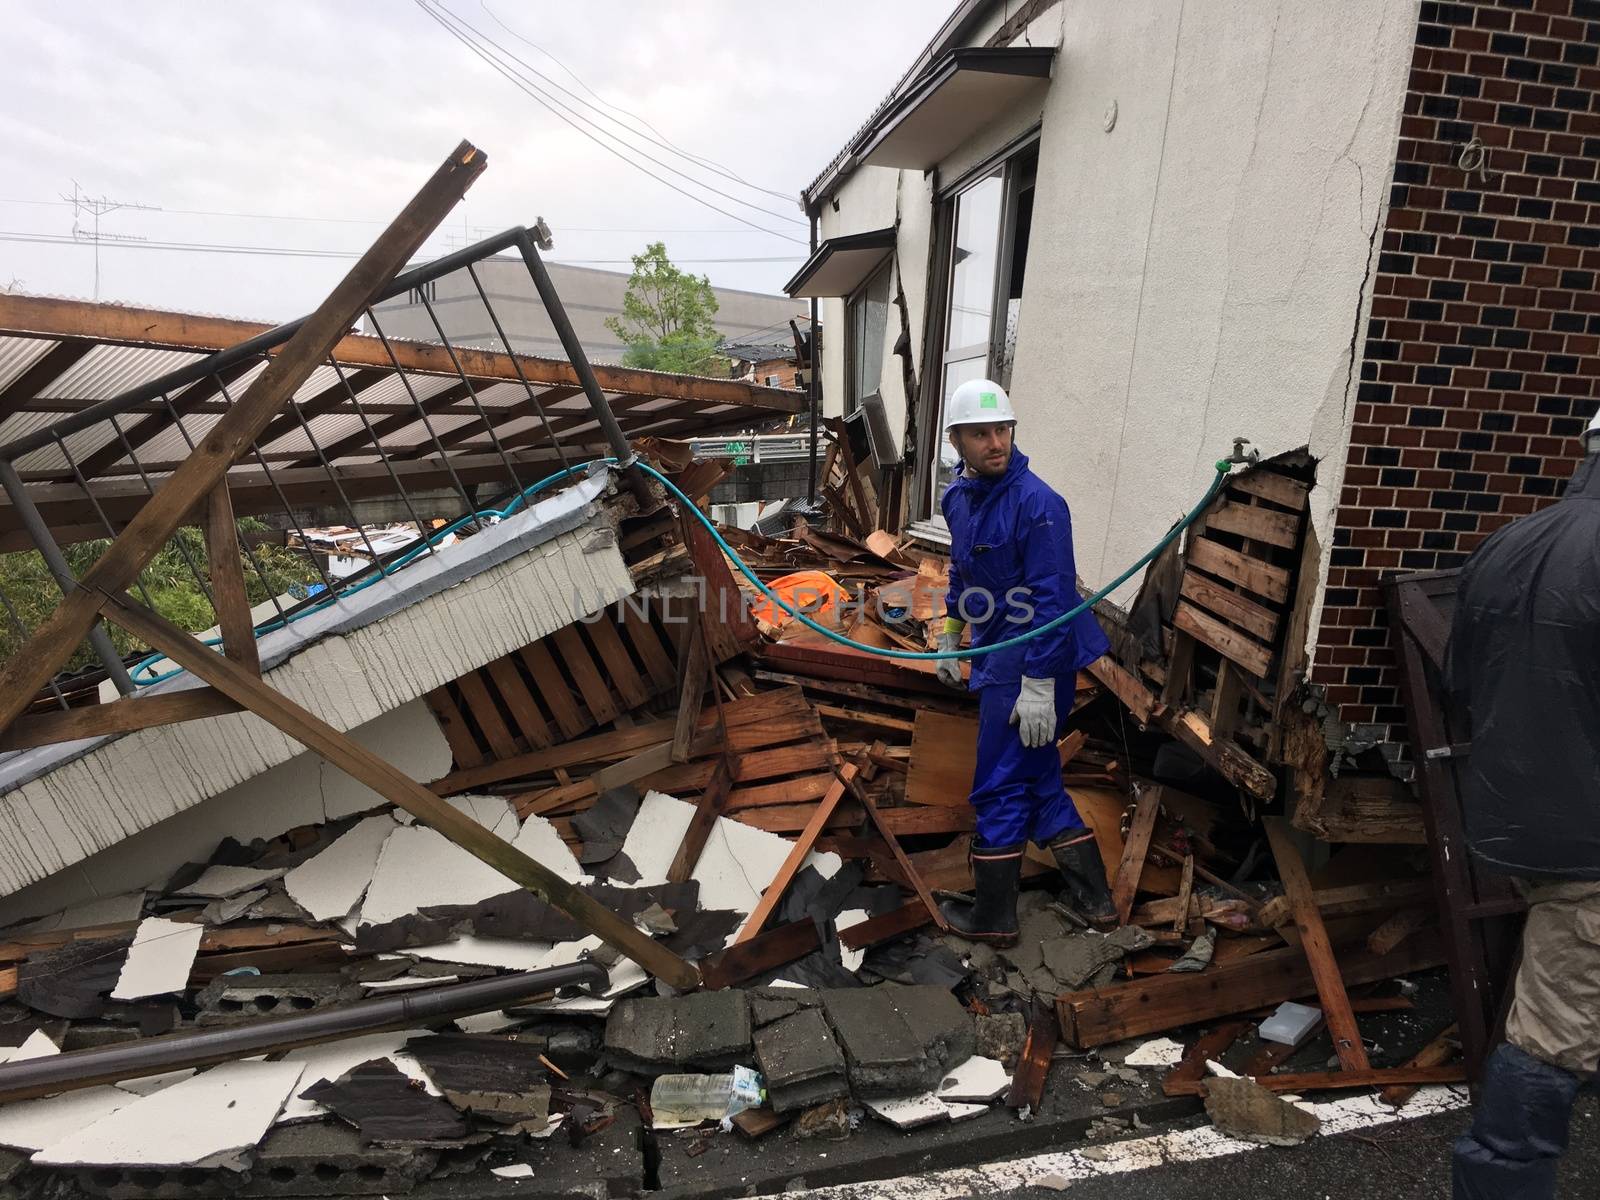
[414, 1, 808, 243]
[476, 1, 798, 206]
[0, 199, 795, 235]
[0, 229, 801, 266]
[423, 1, 805, 231]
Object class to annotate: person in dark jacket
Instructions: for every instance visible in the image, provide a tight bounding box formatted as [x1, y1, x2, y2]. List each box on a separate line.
[933, 379, 1114, 945]
[1447, 408, 1600, 1200]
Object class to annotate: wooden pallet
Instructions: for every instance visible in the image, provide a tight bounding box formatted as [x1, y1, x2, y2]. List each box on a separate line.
[1172, 467, 1309, 684]
[422, 597, 684, 769]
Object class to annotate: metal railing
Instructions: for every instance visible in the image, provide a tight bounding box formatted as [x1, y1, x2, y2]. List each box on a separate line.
[0, 227, 641, 710]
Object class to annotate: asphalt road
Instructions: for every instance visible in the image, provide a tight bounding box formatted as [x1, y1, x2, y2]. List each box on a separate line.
[995, 1093, 1600, 1200]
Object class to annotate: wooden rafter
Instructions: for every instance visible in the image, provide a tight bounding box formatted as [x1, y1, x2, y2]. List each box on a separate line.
[0, 141, 488, 734]
[0, 294, 806, 413]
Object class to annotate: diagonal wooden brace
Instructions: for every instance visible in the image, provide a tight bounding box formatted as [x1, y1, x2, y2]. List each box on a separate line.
[0, 141, 487, 733]
[99, 591, 700, 991]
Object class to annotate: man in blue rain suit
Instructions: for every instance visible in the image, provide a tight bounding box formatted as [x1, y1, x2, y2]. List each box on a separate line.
[932, 378, 1115, 946]
[1448, 406, 1600, 1200]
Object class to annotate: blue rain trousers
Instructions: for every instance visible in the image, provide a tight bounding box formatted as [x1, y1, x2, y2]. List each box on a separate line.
[942, 449, 1111, 849]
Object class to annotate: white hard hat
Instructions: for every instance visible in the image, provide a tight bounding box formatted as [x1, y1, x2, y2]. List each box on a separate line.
[1587, 406, 1600, 442]
[945, 379, 1016, 430]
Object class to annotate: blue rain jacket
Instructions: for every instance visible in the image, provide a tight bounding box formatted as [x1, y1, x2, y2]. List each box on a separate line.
[941, 449, 1111, 691]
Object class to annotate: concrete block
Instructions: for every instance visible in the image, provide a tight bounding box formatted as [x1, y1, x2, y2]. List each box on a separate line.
[1204, 1076, 1322, 1146]
[753, 1009, 848, 1115]
[974, 1012, 1027, 1068]
[603, 991, 752, 1075]
[195, 973, 361, 1027]
[820, 984, 976, 1098]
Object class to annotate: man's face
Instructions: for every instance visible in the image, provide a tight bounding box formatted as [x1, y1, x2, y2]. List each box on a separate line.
[950, 422, 1015, 477]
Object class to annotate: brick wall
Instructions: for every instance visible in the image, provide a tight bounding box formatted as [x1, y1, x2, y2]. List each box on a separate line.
[1309, 0, 1600, 748]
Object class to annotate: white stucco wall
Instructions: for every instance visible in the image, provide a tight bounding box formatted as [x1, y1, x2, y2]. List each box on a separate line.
[1013, 0, 1415, 603]
[813, 0, 1416, 613]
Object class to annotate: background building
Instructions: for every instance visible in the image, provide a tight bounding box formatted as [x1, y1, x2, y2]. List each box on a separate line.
[373, 257, 806, 370]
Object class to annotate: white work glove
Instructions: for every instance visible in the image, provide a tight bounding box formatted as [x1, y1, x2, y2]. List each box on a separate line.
[935, 631, 964, 689]
[1010, 675, 1056, 749]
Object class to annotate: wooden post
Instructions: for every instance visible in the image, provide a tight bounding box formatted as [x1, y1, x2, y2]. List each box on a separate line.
[666, 756, 735, 884]
[203, 486, 261, 676]
[99, 591, 700, 991]
[0, 142, 487, 733]
[1110, 786, 1161, 926]
[1263, 816, 1370, 1072]
[734, 764, 857, 944]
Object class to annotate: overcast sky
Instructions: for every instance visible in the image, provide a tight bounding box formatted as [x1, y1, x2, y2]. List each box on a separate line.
[0, 0, 947, 322]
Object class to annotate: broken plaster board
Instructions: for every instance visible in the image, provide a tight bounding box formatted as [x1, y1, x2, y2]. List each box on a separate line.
[0, 481, 630, 901]
[395, 793, 518, 840]
[17, 891, 146, 934]
[0, 1030, 60, 1065]
[173, 865, 286, 900]
[1123, 1037, 1187, 1068]
[359, 817, 579, 931]
[274, 1029, 436, 1124]
[34, 1060, 306, 1168]
[0, 701, 449, 931]
[622, 791, 842, 914]
[110, 917, 204, 1001]
[937, 1056, 1010, 1104]
[114, 1069, 196, 1097]
[282, 814, 397, 922]
[0, 1086, 136, 1153]
[406, 938, 556, 971]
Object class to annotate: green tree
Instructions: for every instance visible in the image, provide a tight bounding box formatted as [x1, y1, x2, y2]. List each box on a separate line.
[605, 242, 727, 375]
[0, 520, 321, 674]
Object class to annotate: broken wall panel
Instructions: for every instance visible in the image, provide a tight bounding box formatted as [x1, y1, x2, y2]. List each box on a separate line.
[0, 504, 634, 902]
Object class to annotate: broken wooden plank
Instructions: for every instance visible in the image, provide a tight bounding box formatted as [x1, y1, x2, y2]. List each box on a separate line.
[1110, 787, 1161, 926]
[1180, 572, 1281, 644]
[1263, 817, 1370, 1072]
[733, 766, 856, 944]
[1161, 1020, 1252, 1098]
[0, 688, 246, 752]
[1228, 469, 1310, 511]
[456, 671, 520, 760]
[1174, 602, 1273, 679]
[840, 770, 945, 933]
[518, 641, 588, 740]
[585, 616, 651, 710]
[422, 686, 484, 769]
[666, 757, 736, 884]
[837, 903, 933, 951]
[904, 710, 980, 808]
[551, 625, 620, 727]
[700, 919, 821, 991]
[671, 626, 710, 765]
[1173, 855, 1195, 936]
[1056, 935, 1444, 1048]
[484, 657, 553, 750]
[1380, 1025, 1458, 1108]
[1186, 538, 1291, 603]
[1366, 908, 1433, 957]
[204, 485, 261, 676]
[1203, 499, 1299, 550]
[1006, 997, 1058, 1111]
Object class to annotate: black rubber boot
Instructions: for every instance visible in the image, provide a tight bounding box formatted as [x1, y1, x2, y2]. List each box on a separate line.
[1049, 832, 1118, 928]
[939, 844, 1023, 947]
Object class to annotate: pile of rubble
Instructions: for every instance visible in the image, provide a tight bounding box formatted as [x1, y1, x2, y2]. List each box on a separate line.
[0, 446, 1462, 1194]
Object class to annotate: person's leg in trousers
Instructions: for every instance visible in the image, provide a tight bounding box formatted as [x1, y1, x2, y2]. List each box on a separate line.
[939, 683, 1029, 943]
[1453, 1042, 1583, 1200]
[1024, 678, 1115, 925]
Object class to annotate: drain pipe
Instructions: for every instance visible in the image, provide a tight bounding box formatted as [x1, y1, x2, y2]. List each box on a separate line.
[0, 961, 607, 1104]
[806, 207, 821, 505]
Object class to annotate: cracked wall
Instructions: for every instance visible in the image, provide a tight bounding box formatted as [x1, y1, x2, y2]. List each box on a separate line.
[1307, 0, 1600, 755]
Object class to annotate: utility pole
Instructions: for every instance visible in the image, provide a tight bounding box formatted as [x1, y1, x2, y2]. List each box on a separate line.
[62, 181, 159, 299]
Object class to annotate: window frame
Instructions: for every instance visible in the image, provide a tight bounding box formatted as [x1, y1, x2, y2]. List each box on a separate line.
[843, 257, 894, 417]
[914, 126, 1042, 519]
